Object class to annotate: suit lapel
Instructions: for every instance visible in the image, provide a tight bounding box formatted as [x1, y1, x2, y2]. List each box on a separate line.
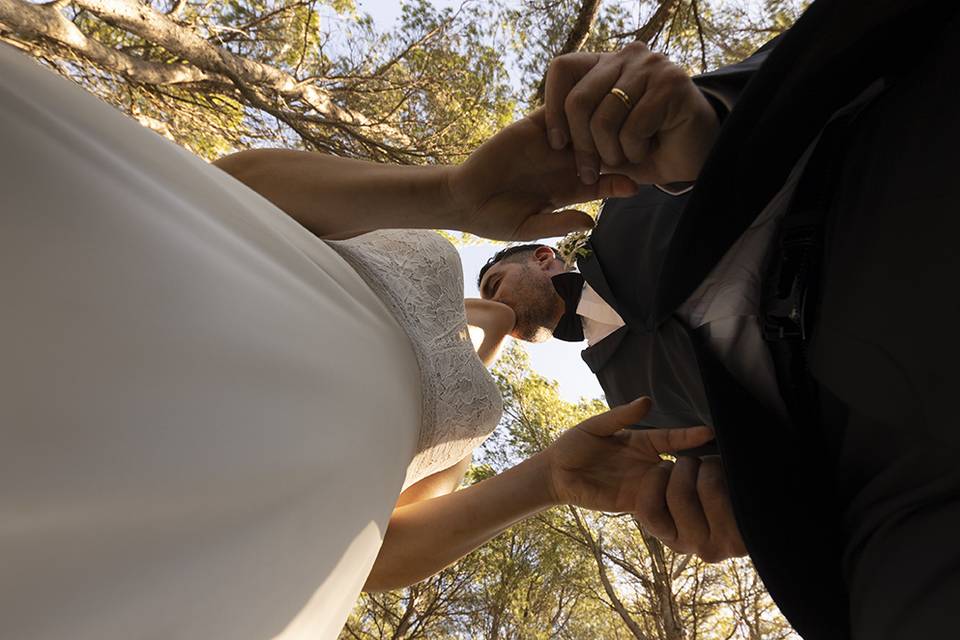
[577, 243, 646, 331]
[577, 246, 615, 310]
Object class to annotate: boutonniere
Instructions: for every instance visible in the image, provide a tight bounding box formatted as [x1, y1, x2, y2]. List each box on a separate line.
[555, 230, 592, 269]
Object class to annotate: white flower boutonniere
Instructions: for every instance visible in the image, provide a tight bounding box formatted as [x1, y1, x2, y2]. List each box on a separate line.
[554, 230, 592, 269]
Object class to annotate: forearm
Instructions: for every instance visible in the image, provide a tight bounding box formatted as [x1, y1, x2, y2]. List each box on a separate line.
[465, 299, 514, 366]
[363, 453, 557, 592]
[212, 149, 460, 239]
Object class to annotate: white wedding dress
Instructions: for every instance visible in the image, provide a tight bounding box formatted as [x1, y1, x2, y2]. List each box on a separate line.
[0, 44, 501, 640]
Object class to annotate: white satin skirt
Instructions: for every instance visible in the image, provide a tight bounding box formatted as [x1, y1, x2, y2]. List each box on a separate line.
[0, 44, 421, 639]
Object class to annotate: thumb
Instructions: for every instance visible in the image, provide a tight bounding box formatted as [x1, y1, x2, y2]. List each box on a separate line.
[558, 174, 639, 208]
[576, 397, 653, 437]
[515, 209, 595, 240]
[593, 173, 640, 199]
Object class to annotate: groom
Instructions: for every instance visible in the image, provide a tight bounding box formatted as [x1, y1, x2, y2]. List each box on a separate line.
[478, 1, 960, 639]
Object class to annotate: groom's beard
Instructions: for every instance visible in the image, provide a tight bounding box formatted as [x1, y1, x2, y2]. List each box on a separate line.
[510, 264, 563, 343]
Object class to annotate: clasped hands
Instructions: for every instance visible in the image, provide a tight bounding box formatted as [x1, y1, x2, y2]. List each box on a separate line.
[540, 398, 746, 563]
[449, 41, 720, 241]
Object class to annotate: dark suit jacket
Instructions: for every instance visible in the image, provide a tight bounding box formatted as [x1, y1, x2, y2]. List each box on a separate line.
[576, 2, 955, 638]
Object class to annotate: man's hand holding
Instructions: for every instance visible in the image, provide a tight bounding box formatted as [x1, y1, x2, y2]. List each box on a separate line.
[634, 454, 747, 563]
[543, 42, 720, 186]
[446, 110, 638, 241]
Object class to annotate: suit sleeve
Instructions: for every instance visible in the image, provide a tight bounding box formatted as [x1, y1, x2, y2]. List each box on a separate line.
[692, 36, 780, 120]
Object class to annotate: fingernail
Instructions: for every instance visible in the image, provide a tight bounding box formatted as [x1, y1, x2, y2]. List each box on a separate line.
[579, 165, 598, 185]
[548, 127, 567, 149]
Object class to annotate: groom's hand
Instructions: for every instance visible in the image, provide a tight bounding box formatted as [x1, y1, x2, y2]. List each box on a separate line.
[447, 110, 638, 241]
[634, 454, 747, 563]
[543, 42, 720, 186]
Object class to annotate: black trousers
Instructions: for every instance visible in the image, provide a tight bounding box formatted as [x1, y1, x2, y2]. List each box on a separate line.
[808, 14, 960, 638]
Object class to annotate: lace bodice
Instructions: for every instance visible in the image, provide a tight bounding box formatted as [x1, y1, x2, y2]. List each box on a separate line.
[327, 229, 502, 489]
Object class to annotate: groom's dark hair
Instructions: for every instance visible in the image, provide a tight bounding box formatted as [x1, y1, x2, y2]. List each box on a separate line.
[477, 243, 547, 288]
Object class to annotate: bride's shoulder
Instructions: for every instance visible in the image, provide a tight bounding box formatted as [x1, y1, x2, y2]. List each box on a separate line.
[326, 229, 465, 314]
[332, 229, 462, 281]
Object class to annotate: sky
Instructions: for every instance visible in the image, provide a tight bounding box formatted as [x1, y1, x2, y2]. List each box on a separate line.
[350, 0, 607, 403]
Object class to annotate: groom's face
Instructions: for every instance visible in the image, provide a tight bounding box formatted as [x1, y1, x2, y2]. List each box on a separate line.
[479, 249, 566, 343]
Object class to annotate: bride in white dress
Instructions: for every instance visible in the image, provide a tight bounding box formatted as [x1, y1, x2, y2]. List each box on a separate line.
[0, 44, 714, 639]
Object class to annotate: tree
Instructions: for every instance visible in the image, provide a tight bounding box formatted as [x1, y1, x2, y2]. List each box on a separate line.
[1, 1, 809, 162]
[0, 0, 515, 161]
[506, 0, 809, 106]
[343, 344, 798, 640]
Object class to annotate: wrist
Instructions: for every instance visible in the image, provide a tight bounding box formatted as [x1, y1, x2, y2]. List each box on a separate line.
[528, 450, 563, 508]
[439, 164, 471, 232]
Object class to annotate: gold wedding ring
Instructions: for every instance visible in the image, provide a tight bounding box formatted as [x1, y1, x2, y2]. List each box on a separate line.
[609, 87, 633, 110]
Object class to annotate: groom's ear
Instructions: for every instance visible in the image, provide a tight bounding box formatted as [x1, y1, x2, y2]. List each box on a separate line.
[533, 245, 556, 267]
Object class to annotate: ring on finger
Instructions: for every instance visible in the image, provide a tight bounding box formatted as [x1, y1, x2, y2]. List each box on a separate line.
[609, 87, 633, 110]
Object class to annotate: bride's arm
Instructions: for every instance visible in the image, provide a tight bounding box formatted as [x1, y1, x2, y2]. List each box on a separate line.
[213, 151, 454, 240]
[212, 112, 635, 241]
[465, 299, 515, 366]
[363, 450, 555, 593]
[363, 399, 723, 593]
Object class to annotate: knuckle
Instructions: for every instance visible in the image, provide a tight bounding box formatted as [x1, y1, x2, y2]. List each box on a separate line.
[699, 539, 731, 563]
[620, 128, 645, 150]
[666, 540, 693, 555]
[622, 41, 650, 56]
[660, 65, 691, 91]
[697, 461, 727, 495]
[546, 56, 567, 78]
[646, 51, 668, 66]
[590, 112, 619, 136]
[565, 90, 591, 115]
[700, 548, 725, 564]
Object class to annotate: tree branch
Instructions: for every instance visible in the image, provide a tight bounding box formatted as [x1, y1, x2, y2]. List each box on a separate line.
[532, 0, 602, 105]
[604, 0, 678, 46]
[691, 0, 708, 72]
[570, 508, 650, 640]
[635, 0, 678, 45]
[3, 0, 411, 149]
[0, 0, 218, 85]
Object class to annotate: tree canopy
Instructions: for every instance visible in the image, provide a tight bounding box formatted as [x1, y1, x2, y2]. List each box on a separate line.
[0, 0, 806, 162]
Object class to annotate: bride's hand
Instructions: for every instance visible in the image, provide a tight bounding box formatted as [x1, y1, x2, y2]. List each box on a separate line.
[446, 110, 638, 241]
[541, 398, 745, 562]
[542, 398, 714, 514]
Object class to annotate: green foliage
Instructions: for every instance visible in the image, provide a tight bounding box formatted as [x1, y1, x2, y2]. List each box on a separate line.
[344, 343, 797, 639]
[504, 0, 809, 107]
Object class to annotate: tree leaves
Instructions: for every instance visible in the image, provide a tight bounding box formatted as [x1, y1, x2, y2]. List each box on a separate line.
[343, 344, 798, 639]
